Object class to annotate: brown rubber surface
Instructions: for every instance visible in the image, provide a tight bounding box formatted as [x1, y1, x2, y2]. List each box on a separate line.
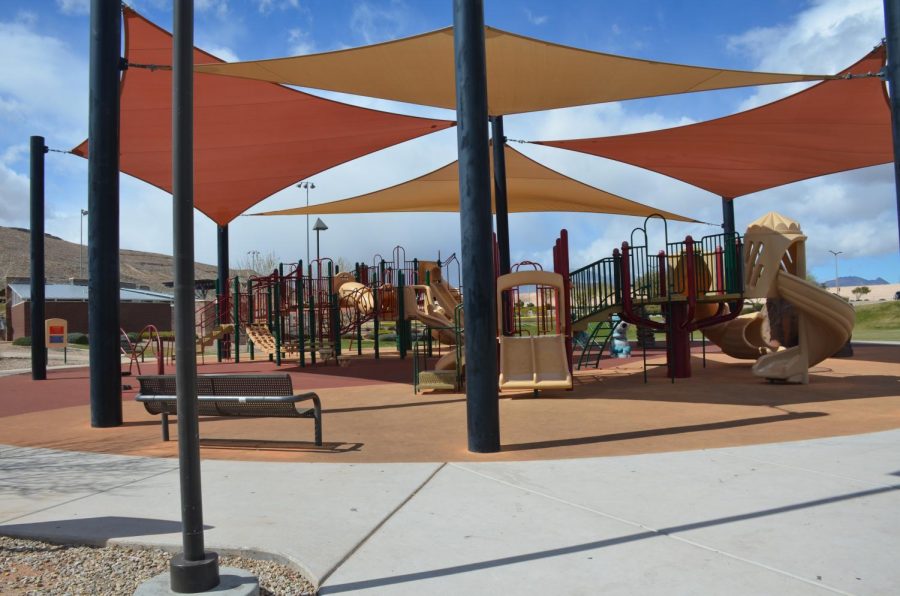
[0, 346, 897, 463]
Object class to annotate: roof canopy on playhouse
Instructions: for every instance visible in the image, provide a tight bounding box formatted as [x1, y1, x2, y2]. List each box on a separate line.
[195, 26, 831, 116]
[537, 46, 891, 198]
[70, 7, 455, 226]
[251, 144, 699, 222]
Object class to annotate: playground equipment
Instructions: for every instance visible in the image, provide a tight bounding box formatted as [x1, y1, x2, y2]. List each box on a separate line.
[497, 270, 573, 392]
[563, 217, 744, 380]
[730, 212, 854, 383]
[411, 264, 466, 392]
[120, 325, 165, 376]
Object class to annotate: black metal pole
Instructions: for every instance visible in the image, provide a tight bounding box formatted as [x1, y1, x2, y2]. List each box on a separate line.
[884, 0, 900, 254]
[30, 136, 47, 381]
[170, 0, 219, 591]
[491, 117, 511, 275]
[722, 196, 738, 296]
[454, 0, 500, 453]
[721, 196, 735, 237]
[88, 0, 122, 426]
[216, 224, 228, 361]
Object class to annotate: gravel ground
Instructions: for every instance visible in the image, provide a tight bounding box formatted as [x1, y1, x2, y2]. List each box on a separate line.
[0, 536, 316, 595]
[0, 343, 92, 372]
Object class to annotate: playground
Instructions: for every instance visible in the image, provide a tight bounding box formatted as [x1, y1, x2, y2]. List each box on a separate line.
[4, 3, 900, 594]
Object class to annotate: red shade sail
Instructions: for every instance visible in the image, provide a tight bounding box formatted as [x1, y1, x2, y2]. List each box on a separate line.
[538, 46, 890, 199]
[71, 7, 454, 225]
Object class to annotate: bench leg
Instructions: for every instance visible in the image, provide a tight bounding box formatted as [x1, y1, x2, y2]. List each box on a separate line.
[161, 412, 170, 441]
[311, 397, 323, 447]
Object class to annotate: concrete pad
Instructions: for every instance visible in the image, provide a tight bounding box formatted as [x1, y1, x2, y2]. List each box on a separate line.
[716, 429, 900, 486]
[455, 436, 900, 595]
[135, 568, 259, 596]
[321, 465, 833, 595]
[0, 446, 178, 522]
[0, 451, 440, 587]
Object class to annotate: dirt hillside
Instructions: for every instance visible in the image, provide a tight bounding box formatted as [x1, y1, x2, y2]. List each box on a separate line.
[0, 226, 232, 294]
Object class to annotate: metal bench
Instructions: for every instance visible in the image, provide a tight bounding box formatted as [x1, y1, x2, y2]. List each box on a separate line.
[136, 374, 322, 446]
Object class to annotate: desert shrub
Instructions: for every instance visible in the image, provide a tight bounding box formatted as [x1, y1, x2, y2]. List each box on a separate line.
[68, 332, 88, 344]
[378, 333, 397, 342]
[12, 336, 31, 346]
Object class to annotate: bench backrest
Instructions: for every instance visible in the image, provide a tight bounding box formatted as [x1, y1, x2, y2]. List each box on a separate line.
[137, 374, 292, 397]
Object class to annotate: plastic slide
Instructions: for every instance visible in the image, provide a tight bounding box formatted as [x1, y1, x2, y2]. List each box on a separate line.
[696, 303, 769, 360]
[429, 278, 463, 323]
[337, 281, 375, 315]
[751, 270, 854, 383]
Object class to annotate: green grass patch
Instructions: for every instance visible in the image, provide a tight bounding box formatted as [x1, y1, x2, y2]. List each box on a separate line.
[852, 301, 900, 341]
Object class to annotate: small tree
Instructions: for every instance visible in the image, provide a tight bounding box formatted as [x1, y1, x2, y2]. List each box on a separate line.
[852, 286, 871, 301]
[236, 250, 280, 275]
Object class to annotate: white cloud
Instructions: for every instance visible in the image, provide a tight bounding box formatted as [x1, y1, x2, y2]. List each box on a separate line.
[0, 19, 88, 145]
[55, 0, 89, 16]
[203, 45, 240, 62]
[196, 0, 230, 19]
[350, 0, 409, 44]
[0, 159, 29, 225]
[524, 8, 548, 26]
[257, 0, 301, 14]
[288, 28, 316, 55]
[728, 0, 884, 110]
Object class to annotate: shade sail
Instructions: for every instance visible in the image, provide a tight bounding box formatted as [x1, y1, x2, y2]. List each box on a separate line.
[71, 8, 454, 226]
[195, 27, 830, 116]
[537, 46, 890, 198]
[251, 144, 699, 223]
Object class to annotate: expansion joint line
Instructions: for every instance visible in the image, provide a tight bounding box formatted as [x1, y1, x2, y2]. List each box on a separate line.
[317, 462, 448, 588]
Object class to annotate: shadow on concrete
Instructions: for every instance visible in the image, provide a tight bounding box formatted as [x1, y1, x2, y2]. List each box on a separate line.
[324, 397, 465, 414]
[319, 482, 900, 593]
[500, 411, 828, 452]
[0, 516, 203, 543]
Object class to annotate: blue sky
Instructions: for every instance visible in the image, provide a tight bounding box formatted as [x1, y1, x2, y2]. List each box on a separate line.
[0, 0, 897, 284]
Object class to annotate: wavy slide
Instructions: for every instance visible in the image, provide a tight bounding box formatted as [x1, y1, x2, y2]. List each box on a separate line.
[751, 270, 854, 383]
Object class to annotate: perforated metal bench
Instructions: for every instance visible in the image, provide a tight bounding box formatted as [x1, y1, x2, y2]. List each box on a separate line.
[136, 374, 322, 446]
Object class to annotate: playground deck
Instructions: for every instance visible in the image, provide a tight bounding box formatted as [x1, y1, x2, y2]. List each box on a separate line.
[1, 344, 898, 463]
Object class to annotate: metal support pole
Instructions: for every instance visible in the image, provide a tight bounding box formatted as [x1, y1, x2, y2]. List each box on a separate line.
[170, 0, 220, 590]
[232, 276, 240, 363]
[88, 0, 122, 426]
[721, 196, 738, 294]
[216, 224, 228, 361]
[454, 0, 500, 453]
[884, 0, 900, 253]
[491, 116, 512, 336]
[30, 136, 47, 381]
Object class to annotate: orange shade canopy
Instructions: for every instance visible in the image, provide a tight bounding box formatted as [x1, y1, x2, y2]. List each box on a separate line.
[251, 144, 699, 223]
[71, 8, 454, 225]
[537, 46, 890, 199]
[196, 26, 830, 116]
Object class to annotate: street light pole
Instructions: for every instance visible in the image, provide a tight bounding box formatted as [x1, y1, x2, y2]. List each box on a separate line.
[80, 209, 88, 278]
[829, 250, 843, 295]
[313, 218, 328, 263]
[297, 181, 315, 265]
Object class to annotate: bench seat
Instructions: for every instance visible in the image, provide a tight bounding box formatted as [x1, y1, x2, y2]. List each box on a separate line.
[136, 374, 322, 446]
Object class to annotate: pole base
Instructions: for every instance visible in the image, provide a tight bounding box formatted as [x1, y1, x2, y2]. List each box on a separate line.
[135, 566, 258, 595]
[170, 552, 220, 593]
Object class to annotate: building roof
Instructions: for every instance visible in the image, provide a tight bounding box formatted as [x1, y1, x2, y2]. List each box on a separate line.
[8, 284, 174, 303]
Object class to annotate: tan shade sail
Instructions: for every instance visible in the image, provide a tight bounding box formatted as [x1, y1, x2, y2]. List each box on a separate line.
[538, 46, 890, 198]
[195, 27, 830, 116]
[70, 8, 454, 226]
[251, 144, 698, 222]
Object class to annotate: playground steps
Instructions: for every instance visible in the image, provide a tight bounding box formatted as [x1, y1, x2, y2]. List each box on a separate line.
[575, 319, 616, 370]
[196, 324, 234, 351]
[245, 323, 300, 359]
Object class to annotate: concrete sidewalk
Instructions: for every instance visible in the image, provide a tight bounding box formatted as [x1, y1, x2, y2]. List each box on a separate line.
[1, 431, 899, 594]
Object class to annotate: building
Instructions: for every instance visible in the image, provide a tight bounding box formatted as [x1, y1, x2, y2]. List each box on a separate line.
[4, 279, 174, 341]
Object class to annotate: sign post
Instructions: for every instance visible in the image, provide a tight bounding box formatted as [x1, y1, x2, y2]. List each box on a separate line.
[45, 318, 68, 364]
